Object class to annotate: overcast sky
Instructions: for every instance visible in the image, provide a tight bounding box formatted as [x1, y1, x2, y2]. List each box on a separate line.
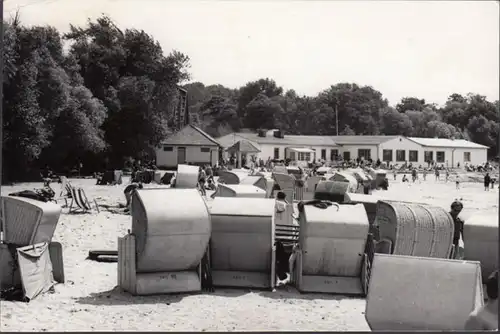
[3, 0, 499, 106]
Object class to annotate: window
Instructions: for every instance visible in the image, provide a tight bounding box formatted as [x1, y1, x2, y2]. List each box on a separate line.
[163, 146, 173, 152]
[298, 152, 311, 161]
[290, 152, 296, 161]
[200, 147, 210, 153]
[436, 151, 445, 163]
[409, 150, 418, 162]
[321, 149, 326, 160]
[382, 149, 393, 162]
[424, 151, 433, 162]
[274, 147, 280, 159]
[343, 151, 351, 161]
[464, 152, 471, 162]
[330, 149, 338, 161]
[396, 150, 406, 162]
[358, 149, 371, 159]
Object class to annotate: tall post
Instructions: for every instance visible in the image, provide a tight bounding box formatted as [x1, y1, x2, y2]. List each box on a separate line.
[0, 0, 4, 190]
[0, 0, 4, 238]
[335, 103, 339, 136]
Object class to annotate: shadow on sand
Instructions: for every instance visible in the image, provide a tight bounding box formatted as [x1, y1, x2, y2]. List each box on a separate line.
[74, 284, 356, 307]
[74, 286, 192, 306]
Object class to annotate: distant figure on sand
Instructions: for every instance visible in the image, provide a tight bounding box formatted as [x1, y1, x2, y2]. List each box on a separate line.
[484, 173, 491, 191]
[465, 270, 498, 330]
[423, 169, 427, 181]
[124, 182, 143, 211]
[402, 175, 408, 183]
[455, 175, 460, 189]
[198, 166, 207, 196]
[434, 169, 440, 181]
[393, 169, 397, 181]
[411, 169, 417, 183]
[445, 169, 450, 182]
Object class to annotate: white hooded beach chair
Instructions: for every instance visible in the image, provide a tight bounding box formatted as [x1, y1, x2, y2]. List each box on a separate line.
[118, 188, 211, 295]
[175, 164, 200, 189]
[211, 184, 266, 199]
[207, 197, 276, 289]
[292, 201, 371, 295]
[463, 214, 498, 282]
[365, 254, 484, 330]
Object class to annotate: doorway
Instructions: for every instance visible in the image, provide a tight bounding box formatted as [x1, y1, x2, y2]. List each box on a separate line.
[177, 147, 186, 164]
[343, 151, 351, 161]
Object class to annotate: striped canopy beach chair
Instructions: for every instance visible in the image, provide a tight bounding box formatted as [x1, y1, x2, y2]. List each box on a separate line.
[55, 178, 74, 207]
[68, 187, 100, 213]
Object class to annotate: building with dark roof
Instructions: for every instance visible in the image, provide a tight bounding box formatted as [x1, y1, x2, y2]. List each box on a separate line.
[155, 124, 221, 168]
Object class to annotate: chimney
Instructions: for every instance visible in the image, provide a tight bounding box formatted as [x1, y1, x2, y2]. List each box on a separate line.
[273, 130, 284, 138]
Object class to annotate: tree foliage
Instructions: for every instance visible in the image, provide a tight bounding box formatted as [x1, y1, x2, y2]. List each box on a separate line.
[1, 15, 498, 181]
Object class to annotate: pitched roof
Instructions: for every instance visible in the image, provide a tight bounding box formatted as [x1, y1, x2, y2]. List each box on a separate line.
[217, 132, 397, 147]
[217, 132, 339, 147]
[331, 135, 398, 145]
[161, 124, 221, 146]
[226, 140, 261, 153]
[408, 137, 489, 149]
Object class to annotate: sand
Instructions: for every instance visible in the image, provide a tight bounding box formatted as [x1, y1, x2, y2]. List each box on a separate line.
[0, 175, 497, 331]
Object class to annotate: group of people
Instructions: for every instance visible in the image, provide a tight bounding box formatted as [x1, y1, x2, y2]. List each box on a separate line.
[197, 165, 216, 196]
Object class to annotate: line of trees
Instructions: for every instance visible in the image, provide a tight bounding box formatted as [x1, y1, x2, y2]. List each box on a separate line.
[2, 15, 498, 182]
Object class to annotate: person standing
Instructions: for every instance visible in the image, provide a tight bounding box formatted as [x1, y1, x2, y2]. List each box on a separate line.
[198, 166, 207, 196]
[123, 182, 143, 212]
[449, 200, 464, 260]
[484, 173, 491, 191]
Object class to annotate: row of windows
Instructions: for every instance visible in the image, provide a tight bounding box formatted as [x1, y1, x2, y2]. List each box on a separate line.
[274, 147, 473, 163]
[163, 146, 211, 153]
[382, 150, 471, 163]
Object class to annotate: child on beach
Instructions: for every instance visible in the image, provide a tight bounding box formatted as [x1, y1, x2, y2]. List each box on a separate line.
[455, 175, 460, 189]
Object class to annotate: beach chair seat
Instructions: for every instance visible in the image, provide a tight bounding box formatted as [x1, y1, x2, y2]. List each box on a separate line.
[68, 187, 100, 213]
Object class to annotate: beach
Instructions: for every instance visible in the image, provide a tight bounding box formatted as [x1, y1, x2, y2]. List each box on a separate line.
[0, 176, 497, 331]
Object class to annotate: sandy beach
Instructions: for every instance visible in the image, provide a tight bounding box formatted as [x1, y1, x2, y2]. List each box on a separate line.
[0, 175, 497, 332]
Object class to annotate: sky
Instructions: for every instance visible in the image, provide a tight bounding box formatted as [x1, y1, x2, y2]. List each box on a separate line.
[3, 0, 499, 106]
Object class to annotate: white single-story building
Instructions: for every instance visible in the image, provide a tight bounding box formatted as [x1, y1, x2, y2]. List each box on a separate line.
[216, 130, 489, 167]
[155, 125, 221, 168]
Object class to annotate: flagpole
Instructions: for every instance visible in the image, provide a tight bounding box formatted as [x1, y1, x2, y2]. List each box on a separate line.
[0, 0, 4, 238]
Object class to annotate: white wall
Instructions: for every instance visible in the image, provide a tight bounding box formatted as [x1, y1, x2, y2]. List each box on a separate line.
[379, 137, 425, 165]
[379, 137, 488, 167]
[219, 135, 488, 167]
[254, 144, 340, 162]
[156, 144, 218, 167]
[339, 145, 379, 161]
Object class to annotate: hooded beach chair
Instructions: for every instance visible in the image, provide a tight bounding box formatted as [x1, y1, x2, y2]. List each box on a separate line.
[118, 188, 211, 295]
[68, 187, 100, 213]
[365, 254, 484, 330]
[291, 200, 371, 296]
